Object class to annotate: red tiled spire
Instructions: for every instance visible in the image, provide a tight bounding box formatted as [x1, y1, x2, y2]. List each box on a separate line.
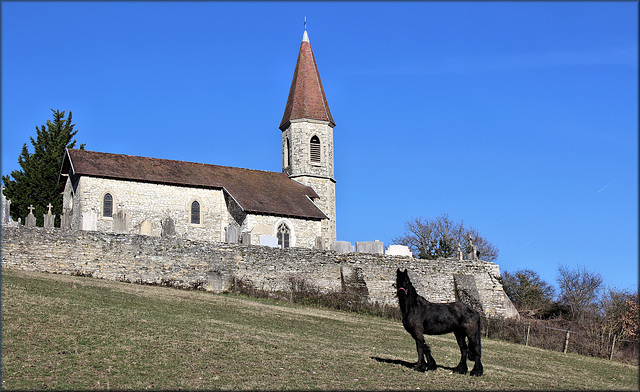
[279, 29, 335, 131]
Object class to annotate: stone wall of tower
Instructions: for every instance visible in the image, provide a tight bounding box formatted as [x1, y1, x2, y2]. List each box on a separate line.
[282, 120, 334, 179]
[282, 119, 336, 246]
[294, 176, 335, 247]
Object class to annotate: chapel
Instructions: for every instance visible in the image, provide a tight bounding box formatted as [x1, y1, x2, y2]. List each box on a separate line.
[58, 28, 337, 249]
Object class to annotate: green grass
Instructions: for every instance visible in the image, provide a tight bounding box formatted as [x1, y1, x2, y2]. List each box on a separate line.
[2, 268, 638, 390]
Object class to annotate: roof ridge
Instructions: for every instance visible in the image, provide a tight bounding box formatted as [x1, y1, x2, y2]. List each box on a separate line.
[68, 148, 287, 177]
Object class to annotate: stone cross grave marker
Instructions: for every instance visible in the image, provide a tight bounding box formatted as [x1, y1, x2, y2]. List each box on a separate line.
[25, 205, 36, 227]
[43, 203, 55, 228]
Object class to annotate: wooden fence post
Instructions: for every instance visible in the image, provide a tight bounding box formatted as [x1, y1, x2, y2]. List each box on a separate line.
[563, 330, 570, 354]
[525, 323, 531, 346]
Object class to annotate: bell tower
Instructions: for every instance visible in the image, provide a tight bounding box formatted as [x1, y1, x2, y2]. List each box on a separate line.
[280, 26, 336, 246]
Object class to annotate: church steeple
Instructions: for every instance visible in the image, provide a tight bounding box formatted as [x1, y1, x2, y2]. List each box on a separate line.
[279, 28, 335, 131]
[279, 25, 337, 247]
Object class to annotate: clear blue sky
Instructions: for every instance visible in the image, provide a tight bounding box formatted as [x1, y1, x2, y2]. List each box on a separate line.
[2, 2, 637, 293]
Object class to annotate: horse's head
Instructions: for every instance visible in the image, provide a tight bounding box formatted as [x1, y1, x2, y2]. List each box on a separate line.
[396, 268, 412, 295]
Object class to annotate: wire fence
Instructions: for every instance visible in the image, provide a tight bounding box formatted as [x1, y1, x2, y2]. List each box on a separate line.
[481, 316, 638, 365]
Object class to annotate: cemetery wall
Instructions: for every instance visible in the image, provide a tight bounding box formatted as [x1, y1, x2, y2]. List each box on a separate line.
[1, 226, 516, 318]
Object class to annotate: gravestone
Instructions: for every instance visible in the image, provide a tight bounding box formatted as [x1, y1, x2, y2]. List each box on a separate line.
[1, 186, 17, 227]
[139, 219, 153, 236]
[385, 244, 413, 257]
[466, 235, 479, 261]
[113, 210, 128, 233]
[43, 203, 55, 228]
[241, 232, 251, 245]
[226, 225, 238, 244]
[330, 241, 354, 253]
[82, 209, 98, 231]
[25, 205, 36, 227]
[259, 234, 279, 248]
[161, 216, 176, 238]
[60, 208, 71, 229]
[356, 240, 384, 254]
[314, 236, 325, 251]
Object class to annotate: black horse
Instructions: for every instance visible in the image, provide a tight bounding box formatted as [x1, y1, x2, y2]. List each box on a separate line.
[396, 268, 483, 376]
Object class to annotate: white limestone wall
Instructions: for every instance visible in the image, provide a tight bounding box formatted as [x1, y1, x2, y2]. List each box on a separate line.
[62, 175, 324, 248]
[243, 214, 322, 249]
[64, 176, 229, 242]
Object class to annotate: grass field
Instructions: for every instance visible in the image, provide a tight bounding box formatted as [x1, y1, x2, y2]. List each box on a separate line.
[2, 268, 638, 390]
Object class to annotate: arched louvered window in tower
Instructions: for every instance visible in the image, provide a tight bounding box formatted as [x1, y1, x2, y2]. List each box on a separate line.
[191, 201, 200, 224]
[103, 193, 113, 217]
[277, 223, 290, 248]
[310, 136, 321, 163]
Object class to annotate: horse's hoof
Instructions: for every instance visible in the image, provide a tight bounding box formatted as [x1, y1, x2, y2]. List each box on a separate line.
[452, 367, 467, 375]
[470, 370, 483, 377]
[426, 364, 438, 371]
[412, 364, 427, 372]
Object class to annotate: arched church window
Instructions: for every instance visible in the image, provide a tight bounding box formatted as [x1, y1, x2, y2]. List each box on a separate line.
[103, 193, 113, 217]
[191, 200, 200, 224]
[310, 136, 321, 163]
[277, 223, 290, 248]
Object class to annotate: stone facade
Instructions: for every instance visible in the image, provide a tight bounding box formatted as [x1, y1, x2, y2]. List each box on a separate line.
[62, 175, 323, 247]
[282, 119, 336, 247]
[1, 226, 519, 319]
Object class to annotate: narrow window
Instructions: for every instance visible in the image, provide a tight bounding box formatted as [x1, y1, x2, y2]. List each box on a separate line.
[103, 193, 113, 217]
[191, 200, 200, 224]
[310, 136, 321, 163]
[286, 138, 291, 168]
[277, 223, 290, 248]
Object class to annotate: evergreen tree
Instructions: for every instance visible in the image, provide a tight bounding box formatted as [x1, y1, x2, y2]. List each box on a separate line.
[2, 109, 85, 226]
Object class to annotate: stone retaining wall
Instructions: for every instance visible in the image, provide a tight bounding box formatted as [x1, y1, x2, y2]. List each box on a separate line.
[1, 226, 517, 318]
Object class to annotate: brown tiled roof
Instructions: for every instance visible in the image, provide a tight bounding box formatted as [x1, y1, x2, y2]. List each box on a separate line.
[60, 149, 327, 220]
[279, 32, 335, 131]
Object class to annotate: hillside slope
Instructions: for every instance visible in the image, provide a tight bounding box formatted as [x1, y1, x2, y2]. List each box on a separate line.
[2, 268, 637, 390]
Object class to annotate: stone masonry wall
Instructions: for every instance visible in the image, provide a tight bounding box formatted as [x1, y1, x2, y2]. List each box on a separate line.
[1, 226, 514, 318]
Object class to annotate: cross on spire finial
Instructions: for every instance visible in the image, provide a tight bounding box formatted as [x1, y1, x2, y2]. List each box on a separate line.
[304, 16, 307, 31]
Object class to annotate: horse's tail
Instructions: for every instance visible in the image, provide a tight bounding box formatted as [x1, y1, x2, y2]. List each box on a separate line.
[467, 314, 482, 362]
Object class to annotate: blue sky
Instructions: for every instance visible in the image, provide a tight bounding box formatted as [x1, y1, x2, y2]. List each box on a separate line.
[2, 2, 637, 293]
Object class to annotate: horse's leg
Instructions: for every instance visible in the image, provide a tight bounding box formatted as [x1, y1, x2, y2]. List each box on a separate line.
[469, 327, 483, 377]
[412, 331, 427, 371]
[423, 342, 437, 371]
[452, 331, 468, 375]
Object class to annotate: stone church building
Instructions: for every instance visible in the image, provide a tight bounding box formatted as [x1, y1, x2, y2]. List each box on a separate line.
[59, 29, 337, 249]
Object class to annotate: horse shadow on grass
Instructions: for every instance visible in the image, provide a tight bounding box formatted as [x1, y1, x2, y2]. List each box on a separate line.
[371, 356, 456, 373]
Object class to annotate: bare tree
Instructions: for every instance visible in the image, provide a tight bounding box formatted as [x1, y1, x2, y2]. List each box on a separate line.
[392, 213, 498, 261]
[557, 265, 603, 321]
[502, 269, 555, 316]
